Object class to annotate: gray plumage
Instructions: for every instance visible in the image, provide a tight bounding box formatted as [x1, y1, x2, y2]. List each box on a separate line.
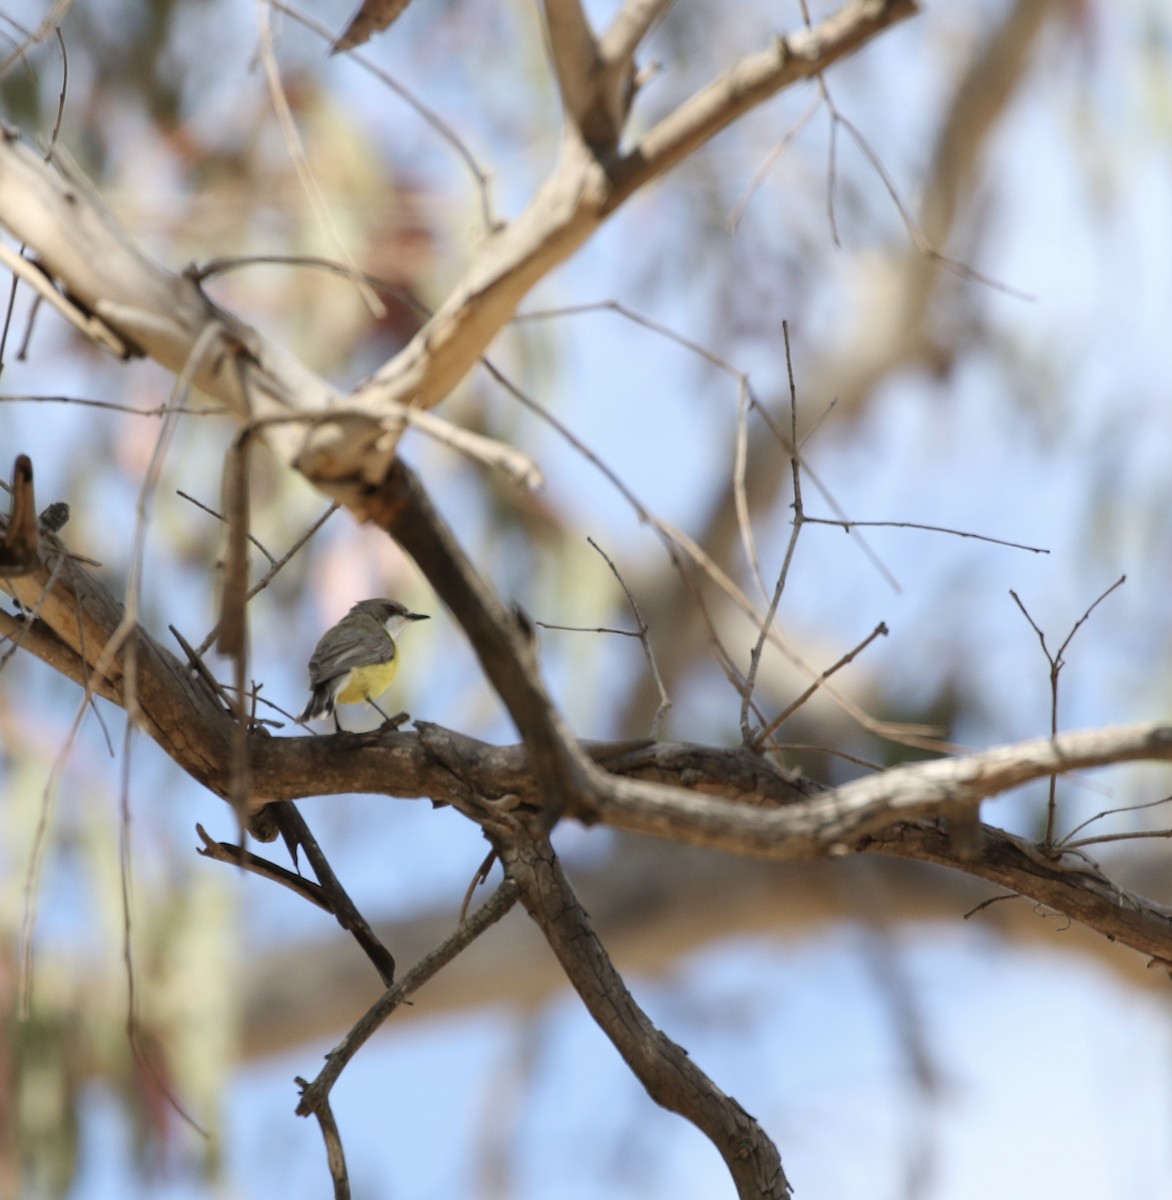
[298, 598, 428, 725]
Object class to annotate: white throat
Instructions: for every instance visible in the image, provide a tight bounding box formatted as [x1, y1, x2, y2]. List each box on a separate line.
[383, 613, 413, 638]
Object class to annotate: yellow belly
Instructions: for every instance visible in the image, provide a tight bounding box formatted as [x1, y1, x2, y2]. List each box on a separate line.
[336, 659, 399, 704]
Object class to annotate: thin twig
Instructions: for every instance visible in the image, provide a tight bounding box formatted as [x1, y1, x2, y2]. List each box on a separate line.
[797, 2, 1033, 305]
[663, 534, 776, 735]
[962, 893, 1019, 920]
[273, 1, 496, 234]
[196, 824, 332, 909]
[168, 625, 235, 712]
[804, 515, 1048, 555]
[769, 741, 884, 771]
[536, 621, 641, 636]
[0, 0, 73, 77]
[752, 621, 889, 752]
[254, 0, 383, 317]
[508, 301, 899, 589]
[176, 489, 276, 565]
[0, 393, 231, 417]
[459, 849, 498, 922]
[728, 88, 822, 231]
[1056, 791, 1172, 849]
[586, 535, 670, 738]
[1060, 828, 1172, 852]
[831, 103, 1034, 300]
[48, 27, 68, 151]
[1010, 575, 1126, 845]
[741, 321, 803, 744]
[297, 880, 519, 1113]
[732, 376, 767, 599]
[191, 255, 426, 317]
[481, 356, 826, 701]
[195, 502, 339, 658]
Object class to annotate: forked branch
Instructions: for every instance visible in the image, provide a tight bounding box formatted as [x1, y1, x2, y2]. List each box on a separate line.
[501, 821, 792, 1199]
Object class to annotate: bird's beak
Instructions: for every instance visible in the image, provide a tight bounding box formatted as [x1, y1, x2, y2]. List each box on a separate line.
[409, 612, 429, 622]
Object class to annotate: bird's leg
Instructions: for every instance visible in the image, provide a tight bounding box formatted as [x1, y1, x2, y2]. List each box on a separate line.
[367, 699, 409, 730]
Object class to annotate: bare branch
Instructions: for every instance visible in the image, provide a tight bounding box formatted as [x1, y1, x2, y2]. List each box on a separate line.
[297, 880, 518, 1112]
[610, 0, 919, 202]
[751, 621, 889, 752]
[267, 802, 397, 987]
[541, 0, 606, 140]
[367, 462, 599, 818]
[351, 1, 915, 433]
[502, 822, 792, 1198]
[1011, 577, 1126, 844]
[277, 3, 497, 233]
[9, 504, 1172, 974]
[196, 824, 331, 909]
[0, 0, 74, 78]
[805, 515, 1049, 555]
[741, 322, 803, 742]
[0, 4, 912, 524]
[295, 1076, 352, 1200]
[585, 535, 670, 738]
[600, 0, 672, 67]
[585, 725, 1172, 861]
[0, 130, 526, 494]
[866, 821, 1172, 966]
[254, 0, 383, 318]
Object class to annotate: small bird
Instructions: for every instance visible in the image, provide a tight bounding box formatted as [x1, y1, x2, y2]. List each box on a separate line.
[298, 598, 428, 731]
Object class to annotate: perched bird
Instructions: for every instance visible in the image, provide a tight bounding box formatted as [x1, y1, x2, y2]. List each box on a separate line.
[298, 598, 428, 731]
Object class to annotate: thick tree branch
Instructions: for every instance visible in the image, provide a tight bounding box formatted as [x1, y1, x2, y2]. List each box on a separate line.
[609, 0, 918, 203]
[542, 0, 625, 151]
[0, 131, 531, 494]
[501, 822, 791, 1199]
[0, 129, 363, 478]
[865, 822, 1172, 966]
[583, 725, 1172, 857]
[367, 462, 599, 815]
[347, 0, 916, 437]
[0, 2, 913, 512]
[0, 604, 120, 704]
[6, 512, 1172, 968]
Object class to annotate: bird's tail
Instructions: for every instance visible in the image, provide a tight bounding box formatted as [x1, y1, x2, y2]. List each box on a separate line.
[298, 685, 335, 723]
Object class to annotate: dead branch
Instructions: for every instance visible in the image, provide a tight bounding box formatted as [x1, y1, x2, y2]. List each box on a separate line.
[500, 820, 792, 1199]
[5, 501, 1172, 968]
[297, 880, 519, 1111]
[0, 4, 917, 516]
[354, 0, 917, 433]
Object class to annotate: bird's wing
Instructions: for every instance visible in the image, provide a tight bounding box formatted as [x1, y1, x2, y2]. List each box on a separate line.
[308, 625, 395, 686]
